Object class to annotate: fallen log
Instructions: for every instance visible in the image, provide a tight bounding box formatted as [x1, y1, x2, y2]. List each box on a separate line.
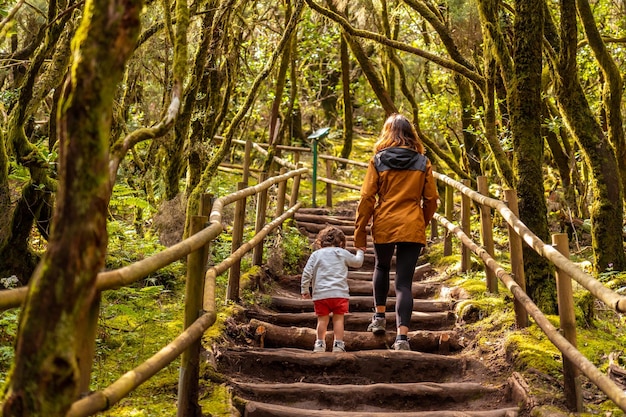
[248, 319, 462, 353]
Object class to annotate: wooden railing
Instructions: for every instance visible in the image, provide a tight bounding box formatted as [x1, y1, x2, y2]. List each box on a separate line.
[432, 172, 626, 413]
[0, 166, 308, 416]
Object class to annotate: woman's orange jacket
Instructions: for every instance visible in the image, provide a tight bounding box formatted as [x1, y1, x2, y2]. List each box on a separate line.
[354, 147, 439, 248]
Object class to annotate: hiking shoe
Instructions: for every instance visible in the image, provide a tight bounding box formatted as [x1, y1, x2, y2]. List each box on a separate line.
[332, 340, 346, 353]
[313, 339, 326, 353]
[393, 339, 411, 351]
[367, 315, 386, 335]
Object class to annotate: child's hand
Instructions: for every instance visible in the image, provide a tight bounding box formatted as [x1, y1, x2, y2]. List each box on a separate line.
[302, 293, 311, 299]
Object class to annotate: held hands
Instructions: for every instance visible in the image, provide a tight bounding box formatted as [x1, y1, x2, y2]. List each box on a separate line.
[357, 247, 367, 253]
[302, 293, 311, 299]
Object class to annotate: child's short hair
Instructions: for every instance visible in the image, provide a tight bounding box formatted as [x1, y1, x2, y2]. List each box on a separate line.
[314, 225, 346, 249]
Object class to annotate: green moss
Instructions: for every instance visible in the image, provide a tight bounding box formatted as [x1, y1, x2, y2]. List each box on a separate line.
[199, 384, 237, 416]
[505, 326, 562, 377]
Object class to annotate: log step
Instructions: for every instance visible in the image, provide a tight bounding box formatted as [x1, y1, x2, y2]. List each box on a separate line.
[245, 310, 457, 331]
[233, 381, 505, 410]
[217, 347, 467, 384]
[277, 276, 441, 298]
[348, 263, 433, 281]
[248, 319, 461, 353]
[269, 296, 455, 313]
[243, 401, 519, 417]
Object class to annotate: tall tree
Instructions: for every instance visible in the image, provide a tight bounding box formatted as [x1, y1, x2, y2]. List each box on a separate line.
[551, 0, 625, 272]
[0, 0, 75, 283]
[1, 0, 142, 414]
[509, 0, 556, 312]
[576, 0, 626, 203]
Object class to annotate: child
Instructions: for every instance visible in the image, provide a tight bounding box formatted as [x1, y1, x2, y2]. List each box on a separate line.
[301, 226, 364, 352]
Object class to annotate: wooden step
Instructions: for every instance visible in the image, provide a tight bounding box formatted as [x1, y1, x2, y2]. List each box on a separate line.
[347, 279, 440, 297]
[217, 347, 467, 384]
[248, 319, 461, 353]
[245, 310, 457, 331]
[276, 276, 441, 298]
[232, 381, 508, 413]
[243, 402, 519, 417]
[348, 263, 433, 281]
[269, 296, 455, 313]
[294, 212, 356, 226]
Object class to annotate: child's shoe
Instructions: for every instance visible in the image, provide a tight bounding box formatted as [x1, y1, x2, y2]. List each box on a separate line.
[332, 340, 346, 352]
[367, 315, 386, 335]
[313, 339, 326, 352]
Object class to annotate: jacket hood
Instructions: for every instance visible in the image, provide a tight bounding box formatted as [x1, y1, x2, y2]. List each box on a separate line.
[375, 147, 427, 172]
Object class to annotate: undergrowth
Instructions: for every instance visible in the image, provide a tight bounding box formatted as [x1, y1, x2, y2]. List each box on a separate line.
[426, 239, 626, 416]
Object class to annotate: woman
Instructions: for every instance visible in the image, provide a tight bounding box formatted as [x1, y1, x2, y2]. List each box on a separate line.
[354, 113, 439, 351]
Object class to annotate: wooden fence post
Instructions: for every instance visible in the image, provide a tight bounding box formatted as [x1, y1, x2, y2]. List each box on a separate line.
[78, 291, 101, 396]
[242, 140, 252, 184]
[276, 168, 287, 218]
[227, 182, 247, 302]
[326, 159, 333, 208]
[443, 184, 453, 256]
[289, 163, 303, 209]
[253, 173, 269, 266]
[504, 189, 528, 328]
[177, 214, 209, 417]
[461, 179, 471, 272]
[477, 176, 497, 293]
[552, 233, 583, 412]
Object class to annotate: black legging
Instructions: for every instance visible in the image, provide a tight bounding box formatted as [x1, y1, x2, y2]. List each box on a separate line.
[373, 242, 424, 328]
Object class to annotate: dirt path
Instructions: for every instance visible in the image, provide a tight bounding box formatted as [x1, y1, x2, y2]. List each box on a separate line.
[214, 206, 529, 416]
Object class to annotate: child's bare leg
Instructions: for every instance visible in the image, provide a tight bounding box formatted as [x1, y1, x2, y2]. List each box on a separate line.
[331, 314, 345, 342]
[316, 315, 330, 342]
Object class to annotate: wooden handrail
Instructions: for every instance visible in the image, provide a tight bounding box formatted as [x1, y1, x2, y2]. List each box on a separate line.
[435, 213, 626, 411]
[0, 168, 308, 311]
[433, 171, 626, 314]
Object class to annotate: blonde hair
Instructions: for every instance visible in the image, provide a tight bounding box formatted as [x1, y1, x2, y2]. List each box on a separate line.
[314, 226, 346, 250]
[374, 113, 425, 154]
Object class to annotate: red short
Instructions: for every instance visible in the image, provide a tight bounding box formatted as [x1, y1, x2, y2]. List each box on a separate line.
[313, 298, 349, 316]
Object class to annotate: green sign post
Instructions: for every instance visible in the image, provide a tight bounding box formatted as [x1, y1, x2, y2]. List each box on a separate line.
[307, 127, 330, 207]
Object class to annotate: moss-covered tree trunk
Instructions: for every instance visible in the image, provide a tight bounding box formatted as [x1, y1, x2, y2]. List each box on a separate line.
[1, 0, 141, 414]
[555, 0, 625, 272]
[340, 30, 396, 116]
[510, 0, 556, 313]
[576, 0, 626, 203]
[184, 0, 305, 236]
[0, 3, 73, 283]
[0, 129, 10, 252]
[264, 1, 293, 173]
[339, 34, 354, 160]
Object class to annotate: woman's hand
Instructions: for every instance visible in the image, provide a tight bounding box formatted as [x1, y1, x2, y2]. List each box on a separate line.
[302, 293, 311, 299]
